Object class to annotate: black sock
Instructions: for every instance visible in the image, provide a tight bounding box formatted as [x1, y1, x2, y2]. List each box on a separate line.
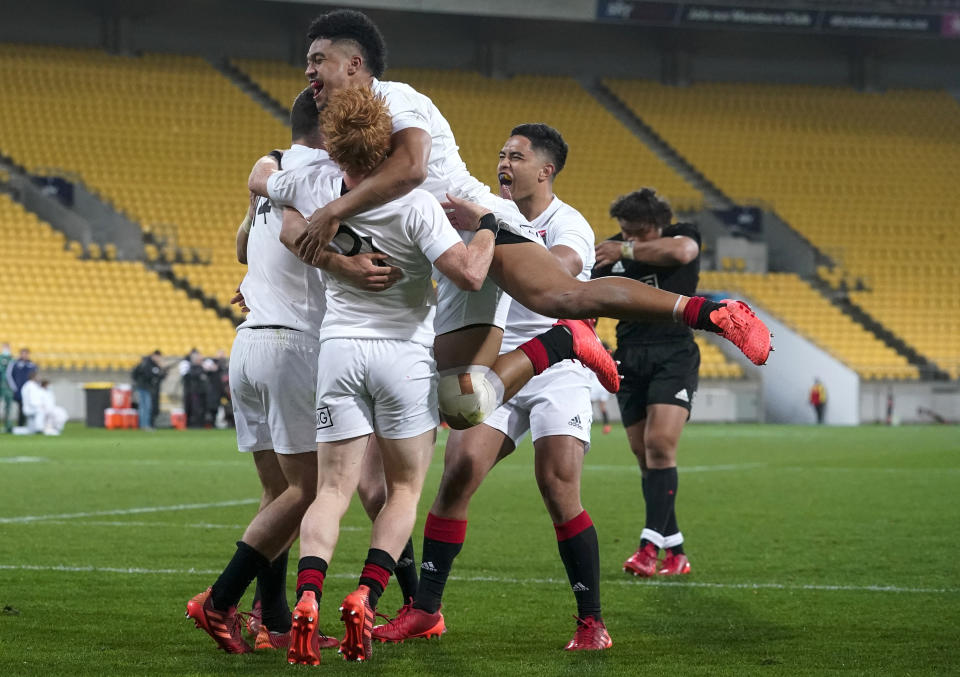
[296, 556, 328, 600]
[257, 549, 291, 633]
[210, 541, 270, 611]
[414, 514, 466, 614]
[664, 499, 685, 556]
[536, 326, 575, 365]
[394, 538, 419, 605]
[601, 409, 609, 425]
[556, 512, 602, 622]
[359, 548, 396, 610]
[640, 468, 677, 550]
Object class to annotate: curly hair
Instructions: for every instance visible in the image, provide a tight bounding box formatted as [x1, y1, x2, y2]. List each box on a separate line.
[321, 87, 392, 176]
[609, 188, 673, 228]
[307, 9, 387, 78]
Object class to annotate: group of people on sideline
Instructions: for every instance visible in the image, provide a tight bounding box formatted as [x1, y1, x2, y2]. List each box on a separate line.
[1, 343, 66, 435]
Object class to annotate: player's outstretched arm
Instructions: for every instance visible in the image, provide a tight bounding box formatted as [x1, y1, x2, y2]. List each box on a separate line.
[280, 208, 402, 292]
[296, 128, 431, 264]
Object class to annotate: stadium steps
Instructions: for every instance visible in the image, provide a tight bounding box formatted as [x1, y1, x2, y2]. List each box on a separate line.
[155, 263, 242, 328]
[210, 57, 289, 125]
[806, 275, 949, 381]
[579, 77, 733, 209]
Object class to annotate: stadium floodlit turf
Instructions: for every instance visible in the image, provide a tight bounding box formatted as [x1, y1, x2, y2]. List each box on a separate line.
[1, 423, 957, 676]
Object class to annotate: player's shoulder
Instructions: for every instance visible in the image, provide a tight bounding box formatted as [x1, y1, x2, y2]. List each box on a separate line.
[373, 79, 431, 108]
[395, 187, 444, 217]
[665, 221, 701, 242]
[550, 197, 591, 228]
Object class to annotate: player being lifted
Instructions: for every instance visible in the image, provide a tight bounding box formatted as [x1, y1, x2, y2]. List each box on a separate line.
[274, 87, 499, 665]
[250, 9, 772, 430]
[373, 123, 612, 650]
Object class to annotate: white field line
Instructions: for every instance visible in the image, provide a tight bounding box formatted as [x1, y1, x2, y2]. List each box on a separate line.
[0, 498, 261, 524]
[1, 519, 362, 531]
[0, 563, 954, 595]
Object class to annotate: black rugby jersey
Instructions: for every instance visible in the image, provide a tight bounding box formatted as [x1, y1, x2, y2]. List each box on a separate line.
[592, 222, 701, 344]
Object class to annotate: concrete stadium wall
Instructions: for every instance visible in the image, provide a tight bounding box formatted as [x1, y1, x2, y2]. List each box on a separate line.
[860, 381, 960, 425]
[758, 311, 861, 425]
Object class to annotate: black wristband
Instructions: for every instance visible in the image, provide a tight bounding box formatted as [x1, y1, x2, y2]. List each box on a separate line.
[477, 213, 499, 235]
[268, 149, 283, 169]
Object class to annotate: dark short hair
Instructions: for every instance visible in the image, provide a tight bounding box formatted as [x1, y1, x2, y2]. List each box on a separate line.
[307, 9, 387, 79]
[510, 123, 568, 177]
[152, 350, 162, 356]
[290, 86, 320, 140]
[609, 188, 673, 228]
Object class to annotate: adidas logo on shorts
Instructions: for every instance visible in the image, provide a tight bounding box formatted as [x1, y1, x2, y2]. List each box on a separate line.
[674, 389, 690, 403]
[421, 561, 438, 573]
[568, 415, 583, 430]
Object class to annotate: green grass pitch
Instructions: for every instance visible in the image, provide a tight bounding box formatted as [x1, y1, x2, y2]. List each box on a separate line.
[1, 423, 957, 676]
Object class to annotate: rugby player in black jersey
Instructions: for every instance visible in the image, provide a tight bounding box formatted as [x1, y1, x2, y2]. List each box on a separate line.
[593, 188, 703, 578]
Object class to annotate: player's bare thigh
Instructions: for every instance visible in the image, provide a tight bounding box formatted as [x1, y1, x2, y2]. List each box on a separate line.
[434, 325, 504, 372]
[489, 241, 582, 318]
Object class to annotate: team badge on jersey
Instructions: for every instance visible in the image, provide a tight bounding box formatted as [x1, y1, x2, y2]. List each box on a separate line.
[316, 406, 333, 429]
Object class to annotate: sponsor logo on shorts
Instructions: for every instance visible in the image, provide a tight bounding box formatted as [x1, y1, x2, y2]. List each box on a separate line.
[674, 389, 690, 403]
[612, 261, 625, 273]
[640, 273, 660, 288]
[571, 582, 590, 592]
[316, 406, 333, 429]
[568, 414, 584, 430]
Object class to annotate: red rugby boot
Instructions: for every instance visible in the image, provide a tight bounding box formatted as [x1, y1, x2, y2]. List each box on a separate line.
[185, 588, 252, 654]
[339, 585, 375, 661]
[286, 591, 322, 665]
[709, 299, 772, 366]
[623, 543, 659, 578]
[658, 551, 691, 576]
[372, 600, 446, 643]
[564, 616, 612, 651]
[556, 319, 620, 393]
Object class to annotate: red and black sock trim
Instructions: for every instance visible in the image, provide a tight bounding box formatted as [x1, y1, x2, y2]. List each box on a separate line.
[518, 325, 574, 375]
[359, 548, 396, 610]
[296, 556, 328, 600]
[682, 296, 724, 333]
[414, 513, 467, 614]
[555, 511, 602, 622]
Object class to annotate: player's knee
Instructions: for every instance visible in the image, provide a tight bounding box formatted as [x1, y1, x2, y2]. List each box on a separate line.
[644, 435, 677, 465]
[437, 369, 502, 430]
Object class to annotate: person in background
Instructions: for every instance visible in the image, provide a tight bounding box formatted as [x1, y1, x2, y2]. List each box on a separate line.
[132, 350, 167, 430]
[0, 343, 13, 433]
[16, 371, 66, 435]
[7, 347, 37, 427]
[810, 378, 827, 425]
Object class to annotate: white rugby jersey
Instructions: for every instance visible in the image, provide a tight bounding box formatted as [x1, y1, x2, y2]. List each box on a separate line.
[499, 196, 596, 353]
[269, 166, 462, 347]
[239, 144, 330, 338]
[371, 78, 485, 202]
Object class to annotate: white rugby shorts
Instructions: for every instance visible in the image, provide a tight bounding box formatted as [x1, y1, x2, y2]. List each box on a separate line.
[230, 328, 319, 454]
[433, 188, 545, 336]
[483, 362, 593, 451]
[315, 338, 439, 442]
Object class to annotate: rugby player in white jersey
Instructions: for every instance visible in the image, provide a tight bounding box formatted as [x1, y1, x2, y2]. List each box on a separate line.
[250, 10, 771, 432]
[186, 88, 342, 655]
[373, 124, 612, 651]
[271, 87, 498, 665]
